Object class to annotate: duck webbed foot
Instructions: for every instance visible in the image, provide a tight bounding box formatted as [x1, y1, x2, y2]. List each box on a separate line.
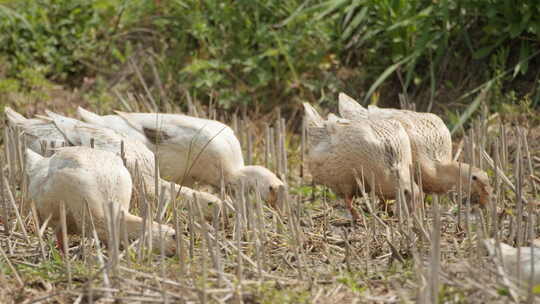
[345, 196, 361, 222]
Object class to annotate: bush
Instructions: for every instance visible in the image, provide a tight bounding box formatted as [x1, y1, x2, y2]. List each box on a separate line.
[318, 0, 540, 105]
[0, 0, 117, 83]
[138, 1, 340, 109]
[0, 0, 539, 112]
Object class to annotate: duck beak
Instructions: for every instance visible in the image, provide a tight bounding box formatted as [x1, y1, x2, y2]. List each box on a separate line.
[484, 184, 493, 199]
[478, 184, 493, 207]
[485, 185, 493, 196]
[268, 185, 288, 214]
[166, 246, 177, 257]
[267, 189, 278, 210]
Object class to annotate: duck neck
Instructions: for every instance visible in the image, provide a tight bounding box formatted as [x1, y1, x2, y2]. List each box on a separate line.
[229, 166, 255, 187]
[122, 212, 165, 241]
[419, 161, 460, 193]
[168, 181, 206, 202]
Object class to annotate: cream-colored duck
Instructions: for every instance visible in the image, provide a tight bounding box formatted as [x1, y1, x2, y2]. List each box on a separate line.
[5, 107, 222, 215]
[26, 146, 177, 255]
[303, 103, 420, 220]
[77, 107, 284, 207]
[483, 238, 540, 285]
[338, 93, 492, 205]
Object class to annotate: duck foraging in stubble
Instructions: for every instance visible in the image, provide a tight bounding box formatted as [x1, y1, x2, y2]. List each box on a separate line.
[483, 238, 540, 286]
[77, 107, 286, 209]
[303, 103, 420, 221]
[338, 93, 492, 206]
[25, 146, 177, 256]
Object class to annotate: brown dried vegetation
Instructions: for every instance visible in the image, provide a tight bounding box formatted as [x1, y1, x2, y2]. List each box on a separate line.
[0, 97, 539, 303]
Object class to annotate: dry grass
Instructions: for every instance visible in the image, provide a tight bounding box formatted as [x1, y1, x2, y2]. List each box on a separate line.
[0, 98, 539, 304]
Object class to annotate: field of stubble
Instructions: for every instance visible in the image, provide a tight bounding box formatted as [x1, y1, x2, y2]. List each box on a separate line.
[0, 102, 539, 304]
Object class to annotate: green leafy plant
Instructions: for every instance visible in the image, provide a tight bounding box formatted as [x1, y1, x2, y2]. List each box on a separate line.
[0, 0, 119, 83]
[315, 0, 540, 109]
[143, 0, 340, 109]
[1, 0, 539, 112]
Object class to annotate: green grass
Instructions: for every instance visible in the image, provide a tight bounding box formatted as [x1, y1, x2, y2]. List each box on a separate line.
[252, 282, 311, 304]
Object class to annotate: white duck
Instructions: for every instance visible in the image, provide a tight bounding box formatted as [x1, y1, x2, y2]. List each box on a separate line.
[338, 93, 492, 205]
[303, 103, 420, 220]
[77, 107, 285, 208]
[483, 238, 540, 285]
[25, 146, 177, 255]
[5, 107, 222, 215]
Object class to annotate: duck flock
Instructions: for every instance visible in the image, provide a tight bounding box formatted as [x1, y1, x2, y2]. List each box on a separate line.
[4, 92, 539, 285]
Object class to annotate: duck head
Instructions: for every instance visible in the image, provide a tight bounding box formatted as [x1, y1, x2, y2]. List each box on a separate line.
[234, 165, 286, 210]
[394, 166, 422, 204]
[458, 164, 492, 206]
[148, 223, 178, 257]
[403, 182, 422, 204]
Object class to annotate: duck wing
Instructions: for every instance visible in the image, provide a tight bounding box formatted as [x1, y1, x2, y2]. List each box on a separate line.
[46, 110, 120, 149]
[78, 107, 148, 143]
[46, 110, 159, 175]
[115, 111, 232, 146]
[366, 106, 452, 163]
[303, 103, 324, 129]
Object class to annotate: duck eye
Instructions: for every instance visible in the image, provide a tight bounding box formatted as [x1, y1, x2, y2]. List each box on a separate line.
[172, 234, 177, 240]
[472, 175, 477, 181]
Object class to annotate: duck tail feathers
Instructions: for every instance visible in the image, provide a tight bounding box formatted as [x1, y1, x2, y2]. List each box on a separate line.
[77, 107, 105, 126]
[303, 103, 324, 128]
[4, 107, 27, 126]
[338, 92, 368, 119]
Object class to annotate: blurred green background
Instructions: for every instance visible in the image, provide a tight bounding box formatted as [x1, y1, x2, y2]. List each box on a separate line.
[0, 0, 539, 125]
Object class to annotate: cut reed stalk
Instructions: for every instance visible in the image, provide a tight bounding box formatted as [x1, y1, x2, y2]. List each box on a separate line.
[301, 117, 306, 182]
[515, 133, 523, 246]
[59, 201, 72, 288]
[29, 200, 47, 260]
[0, 157, 11, 235]
[234, 192, 243, 304]
[280, 118, 288, 181]
[264, 123, 270, 170]
[188, 197, 195, 259]
[3, 174, 29, 243]
[130, 58, 158, 111]
[247, 126, 253, 166]
[429, 195, 441, 304]
[172, 184, 186, 276]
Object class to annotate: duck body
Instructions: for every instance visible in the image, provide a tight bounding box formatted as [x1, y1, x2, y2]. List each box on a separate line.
[368, 106, 452, 193]
[25, 146, 177, 255]
[338, 93, 492, 204]
[26, 147, 132, 236]
[77, 108, 284, 206]
[304, 103, 419, 219]
[484, 238, 540, 285]
[308, 116, 414, 198]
